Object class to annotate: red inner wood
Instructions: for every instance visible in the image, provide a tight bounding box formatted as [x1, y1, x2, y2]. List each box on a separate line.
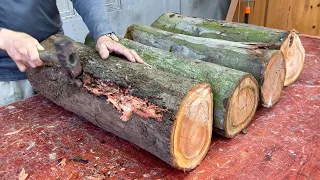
[82, 73, 166, 121]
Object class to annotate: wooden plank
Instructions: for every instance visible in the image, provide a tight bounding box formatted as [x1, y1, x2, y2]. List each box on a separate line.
[231, 0, 320, 36]
[226, 0, 239, 22]
[232, 1, 243, 23]
[261, 0, 320, 36]
[232, 0, 266, 26]
[265, 0, 293, 30]
[250, 0, 267, 26]
[289, 0, 320, 36]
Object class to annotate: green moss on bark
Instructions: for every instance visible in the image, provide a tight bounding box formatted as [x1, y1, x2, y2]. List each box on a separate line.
[151, 12, 288, 43]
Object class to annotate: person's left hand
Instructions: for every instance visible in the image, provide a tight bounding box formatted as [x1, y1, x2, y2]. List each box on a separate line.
[96, 35, 144, 64]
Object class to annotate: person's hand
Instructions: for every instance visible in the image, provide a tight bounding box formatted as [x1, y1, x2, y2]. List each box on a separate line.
[96, 35, 144, 64]
[0, 28, 44, 72]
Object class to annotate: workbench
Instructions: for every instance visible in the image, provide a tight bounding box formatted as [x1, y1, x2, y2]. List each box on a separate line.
[0, 37, 319, 179]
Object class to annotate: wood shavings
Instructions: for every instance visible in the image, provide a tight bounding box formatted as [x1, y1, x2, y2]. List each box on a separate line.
[58, 158, 67, 168]
[5, 127, 23, 136]
[18, 168, 28, 180]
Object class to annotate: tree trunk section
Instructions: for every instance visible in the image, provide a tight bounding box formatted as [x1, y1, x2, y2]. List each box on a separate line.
[151, 12, 305, 86]
[85, 34, 260, 138]
[125, 24, 286, 108]
[26, 34, 214, 171]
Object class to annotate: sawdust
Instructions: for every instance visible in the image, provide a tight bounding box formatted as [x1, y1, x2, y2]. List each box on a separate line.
[18, 168, 28, 180]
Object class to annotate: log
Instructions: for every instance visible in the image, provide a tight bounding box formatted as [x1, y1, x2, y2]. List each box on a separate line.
[151, 12, 305, 86]
[85, 34, 260, 138]
[26, 34, 214, 170]
[125, 24, 286, 107]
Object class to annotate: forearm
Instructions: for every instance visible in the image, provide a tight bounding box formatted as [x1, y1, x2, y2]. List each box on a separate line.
[72, 0, 113, 41]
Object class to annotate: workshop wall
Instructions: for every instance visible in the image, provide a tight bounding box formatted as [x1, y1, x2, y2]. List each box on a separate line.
[181, 0, 231, 20]
[57, 0, 230, 42]
[57, 0, 180, 42]
[233, 0, 320, 36]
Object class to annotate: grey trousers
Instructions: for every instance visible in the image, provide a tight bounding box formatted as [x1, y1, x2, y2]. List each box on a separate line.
[0, 79, 35, 106]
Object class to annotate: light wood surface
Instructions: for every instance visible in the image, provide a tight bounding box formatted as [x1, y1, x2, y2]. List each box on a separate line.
[226, 0, 239, 22]
[232, 0, 320, 36]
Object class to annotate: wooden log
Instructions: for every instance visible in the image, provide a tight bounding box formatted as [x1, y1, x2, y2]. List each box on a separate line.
[151, 12, 305, 86]
[125, 24, 286, 108]
[26, 34, 214, 171]
[85, 34, 260, 138]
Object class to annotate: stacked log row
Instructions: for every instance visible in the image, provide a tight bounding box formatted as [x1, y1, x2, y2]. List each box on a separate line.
[151, 12, 305, 86]
[85, 34, 260, 138]
[125, 24, 285, 107]
[27, 34, 214, 170]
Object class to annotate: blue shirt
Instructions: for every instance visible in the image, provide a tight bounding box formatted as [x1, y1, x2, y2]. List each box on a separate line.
[0, 0, 113, 81]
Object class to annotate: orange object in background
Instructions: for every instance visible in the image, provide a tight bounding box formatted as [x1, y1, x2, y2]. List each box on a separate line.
[245, 6, 251, 14]
[244, 3, 250, 23]
[233, 0, 320, 36]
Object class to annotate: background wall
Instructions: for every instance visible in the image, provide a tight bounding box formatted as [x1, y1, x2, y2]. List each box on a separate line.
[57, 0, 231, 42]
[233, 0, 320, 36]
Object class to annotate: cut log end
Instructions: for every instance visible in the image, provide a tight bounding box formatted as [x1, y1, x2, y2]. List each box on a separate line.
[225, 75, 259, 138]
[171, 83, 213, 170]
[261, 51, 286, 107]
[281, 32, 306, 86]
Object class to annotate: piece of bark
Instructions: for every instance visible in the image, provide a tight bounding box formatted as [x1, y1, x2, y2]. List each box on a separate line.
[85, 34, 260, 139]
[151, 12, 305, 86]
[125, 24, 285, 107]
[27, 34, 213, 170]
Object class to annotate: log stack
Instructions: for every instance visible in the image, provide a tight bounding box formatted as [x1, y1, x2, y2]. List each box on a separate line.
[27, 34, 214, 170]
[85, 35, 260, 138]
[151, 12, 305, 86]
[124, 24, 285, 107]
[27, 12, 306, 170]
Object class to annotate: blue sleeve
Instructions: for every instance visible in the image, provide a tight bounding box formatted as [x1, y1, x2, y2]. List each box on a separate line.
[71, 0, 113, 41]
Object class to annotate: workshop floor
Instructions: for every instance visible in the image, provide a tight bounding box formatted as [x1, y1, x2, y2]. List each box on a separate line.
[0, 37, 319, 180]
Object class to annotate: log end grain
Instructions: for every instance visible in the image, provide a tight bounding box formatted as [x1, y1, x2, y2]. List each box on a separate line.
[171, 83, 213, 170]
[281, 31, 306, 86]
[224, 75, 259, 138]
[261, 51, 286, 107]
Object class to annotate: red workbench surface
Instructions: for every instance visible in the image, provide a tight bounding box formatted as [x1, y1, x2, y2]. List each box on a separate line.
[0, 37, 319, 180]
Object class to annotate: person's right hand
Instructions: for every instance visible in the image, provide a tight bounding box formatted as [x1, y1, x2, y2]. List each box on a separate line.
[0, 28, 44, 72]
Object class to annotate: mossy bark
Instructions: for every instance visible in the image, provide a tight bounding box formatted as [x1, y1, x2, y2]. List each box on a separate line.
[85, 33, 259, 138]
[124, 24, 286, 107]
[27, 34, 212, 170]
[151, 12, 288, 43]
[151, 12, 305, 87]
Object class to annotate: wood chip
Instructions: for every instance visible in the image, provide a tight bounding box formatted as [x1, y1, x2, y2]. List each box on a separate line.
[18, 168, 28, 180]
[5, 127, 23, 136]
[85, 175, 105, 180]
[58, 158, 67, 167]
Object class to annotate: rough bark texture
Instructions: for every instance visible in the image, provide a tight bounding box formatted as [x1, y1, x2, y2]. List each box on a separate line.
[151, 12, 305, 86]
[85, 34, 259, 138]
[27, 34, 213, 170]
[151, 12, 289, 43]
[125, 24, 286, 107]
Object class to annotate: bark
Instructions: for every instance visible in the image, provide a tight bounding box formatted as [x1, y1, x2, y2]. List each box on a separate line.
[152, 12, 288, 43]
[27, 34, 213, 170]
[85, 33, 260, 138]
[125, 24, 286, 107]
[151, 12, 305, 86]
